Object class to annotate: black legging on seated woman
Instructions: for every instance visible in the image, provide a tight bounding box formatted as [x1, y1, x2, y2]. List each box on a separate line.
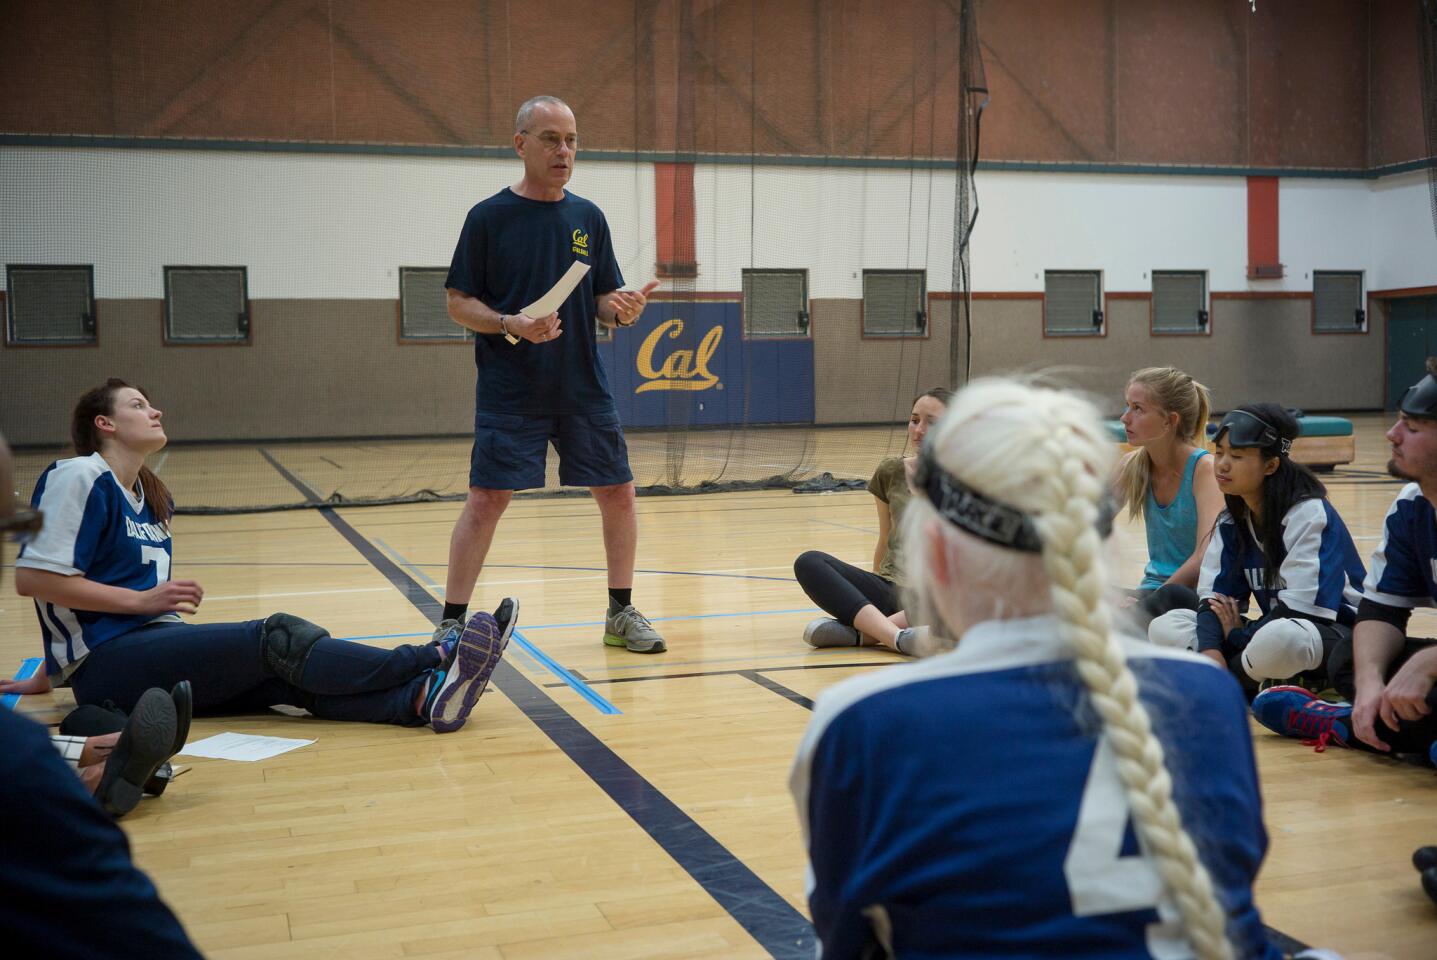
[794, 550, 900, 626]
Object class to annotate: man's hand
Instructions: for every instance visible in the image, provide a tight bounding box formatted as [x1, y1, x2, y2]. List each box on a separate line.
[134, 579, 205, 616]
[608, 280, 661, 327]
[1352, 680, 1392, 751]
[510, 311, 562, 344]
[1382, 647, 1437, 724]
[1209, 593, 1242, 637]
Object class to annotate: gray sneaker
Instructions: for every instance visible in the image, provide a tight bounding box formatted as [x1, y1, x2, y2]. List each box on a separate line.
[892, 626, 928, 656]
[804, 618, 861, 648]
[604, 604, 667, 654]
[429, 618, 462, 647]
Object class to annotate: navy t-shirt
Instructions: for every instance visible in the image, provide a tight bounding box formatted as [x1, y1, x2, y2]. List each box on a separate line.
[445, 188, 624, 415]
[0, 706, 202, 958]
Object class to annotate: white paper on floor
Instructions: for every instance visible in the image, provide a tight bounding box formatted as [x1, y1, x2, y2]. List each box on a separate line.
[177, 732, 314, 762]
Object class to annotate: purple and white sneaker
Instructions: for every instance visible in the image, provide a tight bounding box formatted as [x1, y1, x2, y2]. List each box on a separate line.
[425, 599, 518, 734]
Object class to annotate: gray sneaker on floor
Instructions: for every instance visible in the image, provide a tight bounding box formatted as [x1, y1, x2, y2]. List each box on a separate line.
[804, 618, 861, 648]
[604, 604, 667, 653]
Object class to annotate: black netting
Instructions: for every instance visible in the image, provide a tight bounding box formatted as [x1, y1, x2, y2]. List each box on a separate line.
[1, 2, 983, 513]
[1423, 0, 1437, 252]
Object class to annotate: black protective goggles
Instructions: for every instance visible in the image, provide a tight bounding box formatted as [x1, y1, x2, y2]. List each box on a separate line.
[1400, 374, 1437, 419]
[1, 507, 43, 544]
[914, 445, 1114, 554]
[1214, 409, 1290, 454]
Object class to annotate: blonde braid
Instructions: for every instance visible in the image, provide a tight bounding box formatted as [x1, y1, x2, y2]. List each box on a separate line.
[1031, 405, 1234, 960]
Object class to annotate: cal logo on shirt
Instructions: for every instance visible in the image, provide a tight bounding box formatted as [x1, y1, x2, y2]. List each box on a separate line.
[571, 228, 590, 257]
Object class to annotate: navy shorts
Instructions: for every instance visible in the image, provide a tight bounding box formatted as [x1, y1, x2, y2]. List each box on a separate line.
[470, 409, 634, 490]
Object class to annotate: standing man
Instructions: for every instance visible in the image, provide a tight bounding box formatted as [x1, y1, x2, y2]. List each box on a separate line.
[442, 95, 666, 653]
[1252, 359, 1437, 758]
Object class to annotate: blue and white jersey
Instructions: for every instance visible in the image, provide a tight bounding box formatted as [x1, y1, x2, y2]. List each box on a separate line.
[1196, 498, 1366, 623]
[791, 616, 1278, 960]
[14, 453, 180, 679]
[1363, 484, 1437, 609]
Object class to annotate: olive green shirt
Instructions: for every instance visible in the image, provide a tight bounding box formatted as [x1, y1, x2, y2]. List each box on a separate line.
[868, 457, 912, 585]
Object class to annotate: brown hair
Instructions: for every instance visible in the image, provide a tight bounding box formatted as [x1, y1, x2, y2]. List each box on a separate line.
[1115, 367, 1212, 518]
[914, 386, 956, 407]
[71, 379, 173, 526]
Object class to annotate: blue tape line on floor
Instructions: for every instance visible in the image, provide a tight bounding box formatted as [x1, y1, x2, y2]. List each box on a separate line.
[2, 658, 43, 710]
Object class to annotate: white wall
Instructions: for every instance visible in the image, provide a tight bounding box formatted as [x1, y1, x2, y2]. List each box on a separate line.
[1, 146, 1431, 301]
[1370, 170, 1437, 291]
[0, 147, 655, 299]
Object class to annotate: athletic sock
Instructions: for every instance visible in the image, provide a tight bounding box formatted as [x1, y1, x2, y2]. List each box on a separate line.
[442, 602, 468, 623]
[608, 588, 632, 612]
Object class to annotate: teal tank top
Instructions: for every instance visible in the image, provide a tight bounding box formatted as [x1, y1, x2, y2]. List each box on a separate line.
[1140, 448, 1208, 590]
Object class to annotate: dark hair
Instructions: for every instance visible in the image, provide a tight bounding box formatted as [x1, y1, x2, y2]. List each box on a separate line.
[914, 387, 955, 407]
[1219, 402, 1324, 591]
[72, 379, 173, 526]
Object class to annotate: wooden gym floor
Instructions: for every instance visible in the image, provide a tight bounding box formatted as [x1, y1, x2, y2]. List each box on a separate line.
[2, 413, 1434, 959]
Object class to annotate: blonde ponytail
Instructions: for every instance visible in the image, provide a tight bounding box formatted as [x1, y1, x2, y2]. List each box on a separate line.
[902, 378, 1233, 960]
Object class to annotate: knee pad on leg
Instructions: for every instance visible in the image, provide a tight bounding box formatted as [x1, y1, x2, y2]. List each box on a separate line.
[261, 613, 328, 686]
[1240, 618, 1324, 682]
[1148, 609, 1199, 650]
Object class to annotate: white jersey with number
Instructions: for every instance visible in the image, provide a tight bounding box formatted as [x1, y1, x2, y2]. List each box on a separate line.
[15, 453, 180, 680]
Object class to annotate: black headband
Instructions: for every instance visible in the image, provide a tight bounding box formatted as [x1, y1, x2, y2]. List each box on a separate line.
[1401, 374, 1437, 420]
[1214, 409, 1292, 455]
[914, 446, 1115, 553]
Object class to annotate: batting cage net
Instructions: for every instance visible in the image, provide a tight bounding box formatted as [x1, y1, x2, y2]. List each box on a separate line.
[0, 1, 984, 513]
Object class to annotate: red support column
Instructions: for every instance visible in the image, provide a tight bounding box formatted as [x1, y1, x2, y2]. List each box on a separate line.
[655, 162, 697, 279]
[1246, 176, 1282, 280]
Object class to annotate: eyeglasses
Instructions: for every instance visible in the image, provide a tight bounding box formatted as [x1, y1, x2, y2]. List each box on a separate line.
[521, 130, 579, 152]
[1, 507, 43, 544]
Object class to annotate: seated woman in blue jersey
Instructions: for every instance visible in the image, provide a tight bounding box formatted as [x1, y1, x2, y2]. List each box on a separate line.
[8, 378, 513, 733]
[791, 377, 1287, 960]
[1114, 366, 1223, 626]
[1148, 403, 1365, 696]
[794, 387, 952, 654]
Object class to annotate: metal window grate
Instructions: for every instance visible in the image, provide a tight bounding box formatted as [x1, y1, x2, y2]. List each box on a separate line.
[862, 270, 925, 336]
[1045, 271, 1103, 335]
[743, 269, 809, 337]
[1313, 271, 1364, 332]
[165, 267, 248, 342]
[1151, 271, 1207, 333]
[400, 267, 470, 341]
[5, 265, 95, 344]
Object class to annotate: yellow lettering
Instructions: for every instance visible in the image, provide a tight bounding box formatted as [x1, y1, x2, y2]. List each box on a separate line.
[635, 319, 723, 394]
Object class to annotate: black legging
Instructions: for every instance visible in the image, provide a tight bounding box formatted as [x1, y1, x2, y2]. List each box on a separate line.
[1330, 635, 1437, 754]
[794, 551, 899, 626]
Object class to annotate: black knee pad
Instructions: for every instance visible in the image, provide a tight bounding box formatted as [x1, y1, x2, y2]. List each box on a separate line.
[261, 613, 328, 686]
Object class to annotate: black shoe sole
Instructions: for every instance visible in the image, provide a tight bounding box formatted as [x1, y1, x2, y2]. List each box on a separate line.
[144, 681, 192, 796]
[97, 689, 177, 818]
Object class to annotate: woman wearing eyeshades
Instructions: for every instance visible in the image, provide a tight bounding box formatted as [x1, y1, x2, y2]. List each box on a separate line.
[1148, 403, 1366, 694]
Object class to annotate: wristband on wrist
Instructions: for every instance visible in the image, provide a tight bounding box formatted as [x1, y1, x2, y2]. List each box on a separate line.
[499, 314, 519, 345]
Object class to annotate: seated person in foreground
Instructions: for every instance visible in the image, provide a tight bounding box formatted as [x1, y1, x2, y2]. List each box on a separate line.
[791, 377, 1293, 959]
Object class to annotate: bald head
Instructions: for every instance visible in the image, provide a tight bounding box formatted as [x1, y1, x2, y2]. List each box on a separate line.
[516, 96, 573, 134]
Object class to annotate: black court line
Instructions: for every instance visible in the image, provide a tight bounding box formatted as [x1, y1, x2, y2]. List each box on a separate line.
[260, 449, 816, 959]
[542, 661, 881, 688]
[740, 672, 815, 709]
